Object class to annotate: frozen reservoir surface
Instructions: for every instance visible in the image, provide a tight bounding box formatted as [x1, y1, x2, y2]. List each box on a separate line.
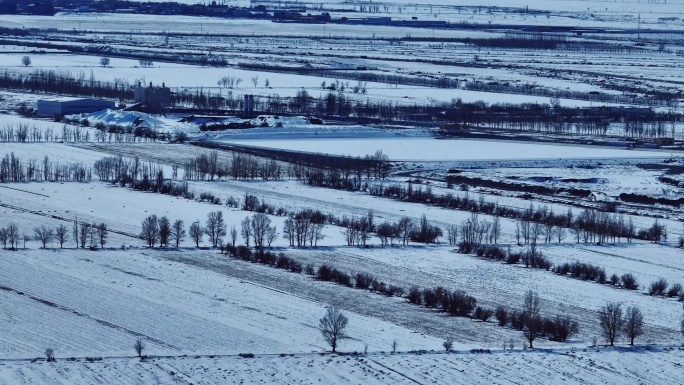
[222, 138, 674, 162]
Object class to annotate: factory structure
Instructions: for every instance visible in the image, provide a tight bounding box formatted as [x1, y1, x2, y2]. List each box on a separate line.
[134, 82, 171, 113]
[36, 97, 115, 116]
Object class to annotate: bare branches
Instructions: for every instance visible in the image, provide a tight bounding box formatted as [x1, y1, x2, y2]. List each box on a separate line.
[319, 307, 349, 353]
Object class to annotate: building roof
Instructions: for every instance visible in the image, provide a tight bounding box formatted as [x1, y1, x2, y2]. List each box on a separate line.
[38, 97, 113, 103]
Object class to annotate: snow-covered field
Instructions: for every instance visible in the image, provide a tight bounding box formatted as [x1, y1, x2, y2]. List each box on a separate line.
[0, 247, 443, 359]
[0, 52, 613, 107]
[2, 347, 684, 385]
[0, 0, 683, 382]
[0, 158, 681, 344]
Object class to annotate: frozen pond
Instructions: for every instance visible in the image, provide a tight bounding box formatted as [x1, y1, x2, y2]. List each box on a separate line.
[223, 138, 674, 162]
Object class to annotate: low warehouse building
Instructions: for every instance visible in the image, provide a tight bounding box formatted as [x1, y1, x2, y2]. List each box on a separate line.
[36, 97, 115, 116]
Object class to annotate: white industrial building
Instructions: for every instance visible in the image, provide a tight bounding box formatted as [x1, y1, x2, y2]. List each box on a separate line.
[36, 97, 115, 116]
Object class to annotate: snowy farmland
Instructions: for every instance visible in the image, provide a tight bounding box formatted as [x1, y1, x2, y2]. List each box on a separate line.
[2, 347, 684, 385]
[0, 0, 683, 382]
[0, 51, 614, 107]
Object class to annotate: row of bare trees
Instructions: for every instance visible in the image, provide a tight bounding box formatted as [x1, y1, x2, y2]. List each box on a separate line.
[369, 179, 668, 246]
[0, 69, 132, 100]
[0, 153, 91, 183]
[140, 211, 279, 249]
[0, 221, 108, 250]
[183, 152, 282, 181]
[0, 123, 55, 143]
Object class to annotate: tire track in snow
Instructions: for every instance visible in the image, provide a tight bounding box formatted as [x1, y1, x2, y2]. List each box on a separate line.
[365, 357, 424, 384]
[156, 363, 198, 385]
[0, 185, 50, 198]
[0, 284, 180, 351]
[578, 247, 684, 273]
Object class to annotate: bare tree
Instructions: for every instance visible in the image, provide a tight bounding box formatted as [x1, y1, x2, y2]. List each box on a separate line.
[76, 222, 88, 248]
[251, 75, 259, 87]
[6, 222, 19, 249]
[491, 215, 501, 244]
[0, 228, 7, 248]
[89, 222, 98, 248]
[100, 57, 110, 67]
[556, 226, 566, 243]
[446, 225, 458, 245]
[97, 223, 108, 248]
[396, 217, 413, 246]
[171, 219, 185, 247]
[624, 306, 644, 346]
[21, 56, 31, 67]
[72, 218, 79, 248]
[310, 223, 325, 247]
[523, 290, 540, 319]
[158, 216, 170, 247]
[55, 224, 68, 248]
[599, 302, 624, 346]
[205, 211, 226, 247]
[251, 212, 272, 248]
[319, 306, 349, 353]
[44, 348, 54, 362]
[189, 221, 204, 247]
[34, 226, 54, 248]
[523, 316, 542, 349]
[230, 225, 237, 247]
[134, 339, 145, 358]
[443, 337, 453, 352]
[140, 215, 159, 247]
[266, 226, 278, 247]
[522, 290, 542, 348]
[530, 222, 544, 245]
[241, 216, 251, 247]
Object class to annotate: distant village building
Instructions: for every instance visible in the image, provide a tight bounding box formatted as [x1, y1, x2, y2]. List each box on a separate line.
[654, 137, 675, 146]
[36, 97, 115, 116]
[134, 82, 171, 114]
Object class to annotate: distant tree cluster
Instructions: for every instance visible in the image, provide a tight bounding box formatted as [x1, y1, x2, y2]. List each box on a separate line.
[140, 215, 185, 248]
[598, 302, 644, 346]
[71, 219, 108, 249]
[94, 155, 193, 199]
[283, 209, 326, 247]
[359, 214, 441, 247]
[0, 223, 20, 249]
